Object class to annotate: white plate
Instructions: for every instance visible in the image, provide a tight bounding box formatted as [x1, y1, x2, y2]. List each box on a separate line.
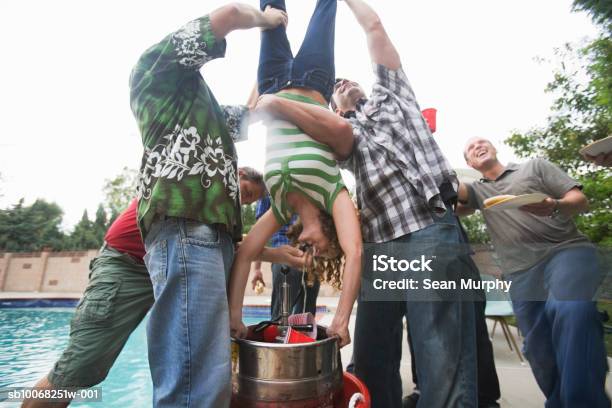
[485, 193, 548, 211]
[579, 135, 612, 157]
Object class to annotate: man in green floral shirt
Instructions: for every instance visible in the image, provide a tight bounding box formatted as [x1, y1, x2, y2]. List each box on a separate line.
[129, 4, 287, 408]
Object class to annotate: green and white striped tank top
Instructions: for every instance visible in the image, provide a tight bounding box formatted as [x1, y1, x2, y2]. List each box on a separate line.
[264, 93, 346, 225]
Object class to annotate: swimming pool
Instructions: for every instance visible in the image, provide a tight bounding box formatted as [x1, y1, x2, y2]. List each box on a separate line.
[0, 306, 270, 407]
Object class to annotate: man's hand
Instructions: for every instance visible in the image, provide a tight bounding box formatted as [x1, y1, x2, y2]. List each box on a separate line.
[249, 94, 278, 123]
[254, 94, 277, 113]
[261, 6, 288, 30]
[520, 197, 557, 217]
[583, 152, 612, 167]
[275, 245, 307, 269]
[257, 245, 306, 267]
[251, 269, 265, 291]
[326, 318, 351, 348]
[246, 83, 260, 112]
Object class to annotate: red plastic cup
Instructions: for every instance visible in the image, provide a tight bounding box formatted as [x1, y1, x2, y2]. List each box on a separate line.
[421, 108, 437, 133]
[262, 325, 280, 343]
[286, 327, 316, 344]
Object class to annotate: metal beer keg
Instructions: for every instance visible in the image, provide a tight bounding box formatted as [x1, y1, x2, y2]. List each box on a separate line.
[231, 325, 343, 408]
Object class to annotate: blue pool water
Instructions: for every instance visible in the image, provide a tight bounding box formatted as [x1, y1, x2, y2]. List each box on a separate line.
[0, 307, 269, 407]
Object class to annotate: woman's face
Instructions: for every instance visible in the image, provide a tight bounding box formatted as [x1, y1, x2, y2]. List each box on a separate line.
[298, 217, 342, 260]
[298, 216, 331, 257]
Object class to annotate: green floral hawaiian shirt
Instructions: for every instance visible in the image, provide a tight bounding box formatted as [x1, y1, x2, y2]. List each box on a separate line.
[130, 15, 248, 240]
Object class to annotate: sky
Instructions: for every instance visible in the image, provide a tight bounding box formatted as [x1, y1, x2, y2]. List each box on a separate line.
[0, 0, 599, 230]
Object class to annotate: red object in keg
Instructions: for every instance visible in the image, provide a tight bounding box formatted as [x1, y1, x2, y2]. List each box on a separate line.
[341, 372, 371, 408]
[421, 108, 437, 133]
[261, 325, 279, 343]
[286, 327, 316, 344]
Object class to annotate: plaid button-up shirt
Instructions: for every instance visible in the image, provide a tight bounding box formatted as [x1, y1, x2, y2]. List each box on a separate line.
[255, 195, 296, 248]
[340, 64, 458, 243]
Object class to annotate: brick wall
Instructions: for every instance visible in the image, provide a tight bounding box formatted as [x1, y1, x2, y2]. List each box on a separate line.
[0, 247, 506, 299]
[1, 250, 96, 293]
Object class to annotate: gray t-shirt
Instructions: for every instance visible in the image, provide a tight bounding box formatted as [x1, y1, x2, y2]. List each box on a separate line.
[465, 158, 591, 274]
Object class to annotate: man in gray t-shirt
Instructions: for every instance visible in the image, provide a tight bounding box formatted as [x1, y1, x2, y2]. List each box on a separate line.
[456, 137, 609, 407]
[463, 155, 590, 273]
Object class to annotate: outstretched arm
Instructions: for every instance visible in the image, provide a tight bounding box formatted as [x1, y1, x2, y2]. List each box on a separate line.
[210, 3, 287, 40]
[259, 245, 305, 268]
[254, 95, 355, 160]
[130, 4, 286, 129]
[343, 0, 400, 70]
[228, 210, 281, 338]
[455, 183, 476, 216]
[520, 187, 589, 217]
[327, 190, 362, 347]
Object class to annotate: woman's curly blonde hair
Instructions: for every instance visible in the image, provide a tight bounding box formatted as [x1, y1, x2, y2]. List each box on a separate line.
[286, 211, 344, 290]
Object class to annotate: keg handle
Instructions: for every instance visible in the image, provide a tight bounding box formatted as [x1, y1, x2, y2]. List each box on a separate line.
[252, 264, 313, 338]
[253, 320, 313, 334]
[275, 266, 292, 341]
[280, 265, 291, 328]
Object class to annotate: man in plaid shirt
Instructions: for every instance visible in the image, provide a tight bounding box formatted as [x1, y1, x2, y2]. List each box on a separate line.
[331, 3, 477, 406]
[251, 1, 479, 406]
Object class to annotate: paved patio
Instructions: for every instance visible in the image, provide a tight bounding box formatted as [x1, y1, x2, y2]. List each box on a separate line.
[3, 292, 611, 406]
[311, 297, 611, 407]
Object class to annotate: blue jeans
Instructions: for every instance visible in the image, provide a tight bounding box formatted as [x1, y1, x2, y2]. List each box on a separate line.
[406, 300, 501, 406]
[353, 209, 478, 408]
[506, 245, 610, 408]
[143, 218, 235, 408]
[258, 0, 336, 102]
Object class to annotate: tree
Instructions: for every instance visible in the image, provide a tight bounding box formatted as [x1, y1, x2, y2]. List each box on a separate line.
[461, 212, 491, 245]
[572, 0, 612, 28]
[94, 204, 108, 243]
[242, 203, 257, 234]
[67, 210, 103, 250]
[505, 13, 611, 246]
[102, 167, 138, 222]
[0, 199, 66, 251]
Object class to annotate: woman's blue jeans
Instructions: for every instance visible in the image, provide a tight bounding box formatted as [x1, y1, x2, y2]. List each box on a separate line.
[258, 0, 336, 102]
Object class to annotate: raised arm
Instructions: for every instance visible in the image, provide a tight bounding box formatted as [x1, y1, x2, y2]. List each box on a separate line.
[130, 4, 286, 134]
[254, 94, 355, 160]
[210, 3, 287, 40]
[134, 4, 286, 75]
[343, 0, 400, 70]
